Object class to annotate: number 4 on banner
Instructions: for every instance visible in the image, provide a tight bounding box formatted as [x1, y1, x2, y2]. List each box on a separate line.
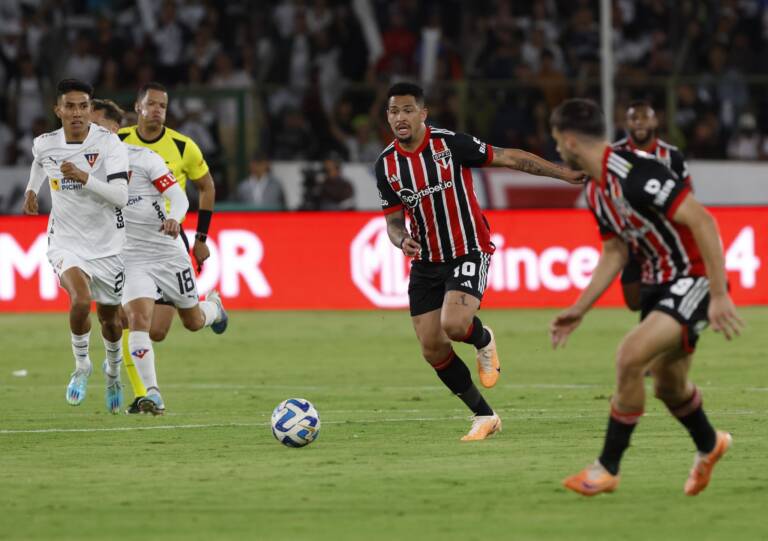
[725, 226, 761, 288]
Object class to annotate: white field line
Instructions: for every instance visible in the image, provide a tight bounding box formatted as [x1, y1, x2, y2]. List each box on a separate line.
[2, 382, 767, 392]
[0, 409, 764, 435]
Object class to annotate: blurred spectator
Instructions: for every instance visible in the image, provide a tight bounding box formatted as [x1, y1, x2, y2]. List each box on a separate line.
[184, 26, 221, 73]
[177, 99, 217, 156]
[0, 118, 13, 165]
[152, 0, 186, 84]
[300, 157, 354, 210]
[687, 112, 725, 159]
[63, 33, 101, 85]
[236, 153, 286, 210]
[535, 49, 569, 110]
[345, 116, 381, 163]
[727, 113, 762, 160]
[272, 108, 315, 160]
[377, 8, 417, 77]
[7, 55, 45, 133]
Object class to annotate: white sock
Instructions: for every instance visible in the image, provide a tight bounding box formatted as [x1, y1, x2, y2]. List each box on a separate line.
[71, 331, 91, 372]
[199, 300, 219, 327]
[128, 331, 158, 391]
[103, 337, 122, 377]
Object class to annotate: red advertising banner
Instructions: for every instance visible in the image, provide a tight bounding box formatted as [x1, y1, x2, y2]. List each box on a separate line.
[0, 209, 765, 312]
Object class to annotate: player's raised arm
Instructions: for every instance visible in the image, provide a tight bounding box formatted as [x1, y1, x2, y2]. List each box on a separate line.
[672, 195, 744, 339]
[23, 149, 46, 215]
[490, 147, 586, 184]
[550, 236, 628, 348]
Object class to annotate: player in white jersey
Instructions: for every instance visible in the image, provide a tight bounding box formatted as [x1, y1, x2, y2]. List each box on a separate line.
[90, 99, 228, 415]
[22, 79, 129, 413]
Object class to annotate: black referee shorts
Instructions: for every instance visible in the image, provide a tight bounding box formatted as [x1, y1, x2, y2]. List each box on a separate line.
[408, 252, 492, 317]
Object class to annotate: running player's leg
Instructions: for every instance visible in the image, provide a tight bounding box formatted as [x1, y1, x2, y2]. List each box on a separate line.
[124, 297, 164, 415]
[620, 255, 642, 311]
[440, 254, 498, 388]
[149, 303, 175, 342]
[564, 311, 682, 495]
[87, 254, 127, 413]
[96, 303, 124, 413]
[651, 347, 730, 495]
[58, 266, 94, 405]
[412, 308, 499, 441]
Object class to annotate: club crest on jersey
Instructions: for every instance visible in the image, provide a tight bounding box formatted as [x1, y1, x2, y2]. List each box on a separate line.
[84, 152, 99, 167]
[432, 149, 452, 169]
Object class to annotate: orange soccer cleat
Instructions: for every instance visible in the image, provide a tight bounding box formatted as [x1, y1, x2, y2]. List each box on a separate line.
[476, 326, 501, 388]
[563, 461, 620, 496]
[460, 413, 502, 442]
[684, 431, 732, 496]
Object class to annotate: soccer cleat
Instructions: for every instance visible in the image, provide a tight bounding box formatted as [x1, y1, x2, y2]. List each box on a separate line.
[476, 326, 500, 388]
[102, 360, 123, 415]
[125, 396, 144, 414]
[563, 461, 620, 496]
[684, 431, 732, 496]
[460, 413, 502, 441]
[137, 390, 166, 416]
[207, 289, 229, 334]
[65, 365, 92, 406]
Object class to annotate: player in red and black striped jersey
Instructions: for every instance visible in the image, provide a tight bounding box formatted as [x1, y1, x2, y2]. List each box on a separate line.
[376, 82, 585, 441]
[613, 100, 694, 310]
[548, 98, 742, 496]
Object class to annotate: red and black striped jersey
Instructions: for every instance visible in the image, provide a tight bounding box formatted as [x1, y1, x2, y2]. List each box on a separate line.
[586, 147, 705, 285]
[375, 126, 495, 262]
[612, 136, 692, 186]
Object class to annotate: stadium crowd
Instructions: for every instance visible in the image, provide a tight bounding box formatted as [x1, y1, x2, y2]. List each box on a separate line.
[1, 0, 768, 198]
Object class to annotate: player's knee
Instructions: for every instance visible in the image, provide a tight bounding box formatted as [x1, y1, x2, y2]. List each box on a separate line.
[653, 379, 686, 405]
[615, 342, 647, 375]
[69, 295, 91, 316]
[149, 326, 169, 341]
[420, 340, 452, 365]
[441, 318, 470, 342]
[181, 315, 204, 332]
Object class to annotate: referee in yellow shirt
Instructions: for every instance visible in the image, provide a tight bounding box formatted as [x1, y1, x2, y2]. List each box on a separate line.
[118, 82, 217, 413]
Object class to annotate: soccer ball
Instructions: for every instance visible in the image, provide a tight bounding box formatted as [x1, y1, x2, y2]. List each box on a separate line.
[271, 398, 321, 447]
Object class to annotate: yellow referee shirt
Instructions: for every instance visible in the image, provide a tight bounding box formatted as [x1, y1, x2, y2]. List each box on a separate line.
[118, 125, 209, 194]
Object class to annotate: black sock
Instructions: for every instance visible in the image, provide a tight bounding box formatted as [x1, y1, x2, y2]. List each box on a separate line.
[434, 351, 493, 416]
[462, 316, 491, 349]
[598, 408, 641, 475]
[668, 387, 716, 454]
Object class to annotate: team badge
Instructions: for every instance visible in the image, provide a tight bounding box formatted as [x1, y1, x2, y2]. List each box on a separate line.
[131, 348, 149, 359]
[432, 149, 452, 169]
[84, 152, 99, 167]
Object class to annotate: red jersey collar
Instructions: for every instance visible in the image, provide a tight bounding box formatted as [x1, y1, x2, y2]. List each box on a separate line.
[599, 145, 612, 186]
[627, 136, 657, 154]
[395, 125, 431, 157]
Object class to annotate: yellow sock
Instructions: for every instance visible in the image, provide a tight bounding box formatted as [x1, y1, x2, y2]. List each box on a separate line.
[123, 329, 147, 397]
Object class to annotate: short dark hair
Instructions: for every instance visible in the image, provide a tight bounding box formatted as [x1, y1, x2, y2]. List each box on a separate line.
[92, 98, 125, 124]
[550, 98, 605, 138]
[627, 99, 654, 112]
[137, 81, 168, 101]
[387, 82, 425, 105]
[56, 78, 93, 100]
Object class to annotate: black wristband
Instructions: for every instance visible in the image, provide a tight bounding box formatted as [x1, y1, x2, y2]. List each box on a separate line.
[195, 233, 207, 243]
[197, 209, 212, 236]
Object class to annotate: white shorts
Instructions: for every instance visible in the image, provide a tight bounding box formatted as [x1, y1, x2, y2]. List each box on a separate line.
[122, 254, 199, 309]
[47, 248, 125, 305]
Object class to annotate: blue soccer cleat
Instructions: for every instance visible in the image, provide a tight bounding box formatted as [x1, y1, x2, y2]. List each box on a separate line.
[65, 365, 92, 406]
[137, 389, 165, 416]
[207, 289, 228, 334]
[102, 360, 123, 415]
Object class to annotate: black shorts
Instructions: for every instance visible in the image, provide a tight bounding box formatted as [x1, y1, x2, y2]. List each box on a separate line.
[621, 254, 642, 284]
[408, 252, 492, 317]
[640, 276, 710, 352]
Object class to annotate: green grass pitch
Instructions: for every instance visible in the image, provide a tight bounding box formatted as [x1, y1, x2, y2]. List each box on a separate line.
[1, 308, 766, 541]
